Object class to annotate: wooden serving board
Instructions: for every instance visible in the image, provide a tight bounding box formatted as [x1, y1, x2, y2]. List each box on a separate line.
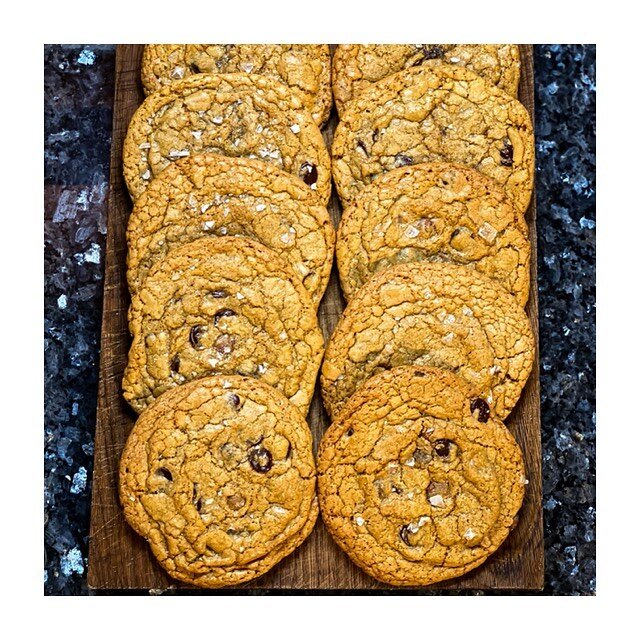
[88, 44, 543, 591]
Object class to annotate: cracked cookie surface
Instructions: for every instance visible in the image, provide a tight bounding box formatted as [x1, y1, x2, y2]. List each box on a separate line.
[120, 375, 318, 588]
[336, 162, 530, 305]
[331, 62, 534, 213]
[141, 45, 332, 125]
[126, 154, 335, 306]
[123, 73, 331, 203]
[123, 236, 324, 415]
[317, 365, 525, 587]
[321, 262, 534, 420]
[332, 44, 520, 116]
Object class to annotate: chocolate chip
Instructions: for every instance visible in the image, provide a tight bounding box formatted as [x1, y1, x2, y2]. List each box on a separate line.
[189, 324, 206, 348]
[192, 484, 203, 511]
[345, 428, 354, 437]
[372, 128, 379, 142]
[499, 138, 514, 166]
[399, 525, 414, 546]
[395, 154, 414, 167]
[214, 308, 236, 325]
[226, 494, 246, 510]
[356, 139, 369, 156]
[248, 445, 273, 473]
[299, 161, 318, 186]
[421, 45, 444, 60]
[211, 289, 229, 298]
[189, 63, 200, 74]
[214, 333, 236, 355]
[170, 354, 180, 374]
[157, 468, 173, 481]
[470, 397, 491, 423]
[227, 393, 241, 409]
[433, 439, 452, 458]
[413, 371, 427, 378]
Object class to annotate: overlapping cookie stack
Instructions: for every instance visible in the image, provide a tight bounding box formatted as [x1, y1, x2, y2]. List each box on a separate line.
[318, 44, 535, 586]
[119, 45, 334, 588]
[118, 44, 536, 589]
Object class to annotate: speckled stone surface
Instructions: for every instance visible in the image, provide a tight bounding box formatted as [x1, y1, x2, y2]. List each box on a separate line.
[43, 44, 595, 595]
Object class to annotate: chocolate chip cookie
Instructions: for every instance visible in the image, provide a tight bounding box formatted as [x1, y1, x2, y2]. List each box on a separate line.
[123, 236, 324, 415]
[331, 62, 534, 213]
[317, 365, 526, 587]
[332, 45, 521, 116]
[120, 375, 318, 588]
[126, 154, 335, 306]
[336, 162, 530, 305]
[321, 262, 534, 420]
[123, 73, 331, 203]
[141, 45, 332, 125]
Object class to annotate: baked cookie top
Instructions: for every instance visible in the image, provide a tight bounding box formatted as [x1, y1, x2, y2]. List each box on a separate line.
[120, 375, 318, 588]
[321, 261, 534, 420]
[141, 44, 332, 126]
[123, 236, 324, 415]
[331, 62, 534, 213]
[336, 162, 530, 305]
[332, 44, 521, 115]
[126, 154, 335, 306]
[317, 366, 526, 587]
[123, 73, 331, 203]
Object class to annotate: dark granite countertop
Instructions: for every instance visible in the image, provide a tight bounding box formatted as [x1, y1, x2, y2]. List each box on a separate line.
[44, 44, 595, 595]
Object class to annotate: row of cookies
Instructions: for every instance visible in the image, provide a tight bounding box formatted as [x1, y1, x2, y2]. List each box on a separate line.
[313, 47, 536, 585]
[118, 46, 337, 587]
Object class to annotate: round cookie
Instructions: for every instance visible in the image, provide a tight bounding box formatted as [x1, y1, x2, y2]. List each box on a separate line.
[336, 162, 531, 305]
[332, 44, 521, 116]
[141, 44, 332, 126]
[126, 154, 335, 306]
[120, 375, 318, 588]
[123, 236, 324, 415]
[321, 262, 534, 420]
[317, 366, 526, 587]
[331, 62, 534, 214]
[123, 73, 331, 203]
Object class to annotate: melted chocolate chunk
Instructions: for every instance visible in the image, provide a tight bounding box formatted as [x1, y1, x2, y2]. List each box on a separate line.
[189, 324, 206, 348]
[433, 439, 452, 458]
[421, 45, 444, 60]
[157, 468, 173, 481]
[170, 354, 180, 374]
[227, 393, 241, 409]
[395, 154, 414, 167]
[248, 445, 273, 473]
[399, 525, 415, 546]
[214, 308, 237, 326]
[500, 139, 514, 166]
[470, 397, 491, 423]
[299, 161, 318, 186]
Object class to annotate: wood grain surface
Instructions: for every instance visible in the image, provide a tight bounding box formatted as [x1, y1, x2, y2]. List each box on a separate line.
[88, 44, 543, 591]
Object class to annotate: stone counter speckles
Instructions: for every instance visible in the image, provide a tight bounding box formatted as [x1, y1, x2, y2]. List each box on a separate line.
[44, 44, 115, 596]
[43, 44, 595, 595]
[534, 44, 596, 596]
